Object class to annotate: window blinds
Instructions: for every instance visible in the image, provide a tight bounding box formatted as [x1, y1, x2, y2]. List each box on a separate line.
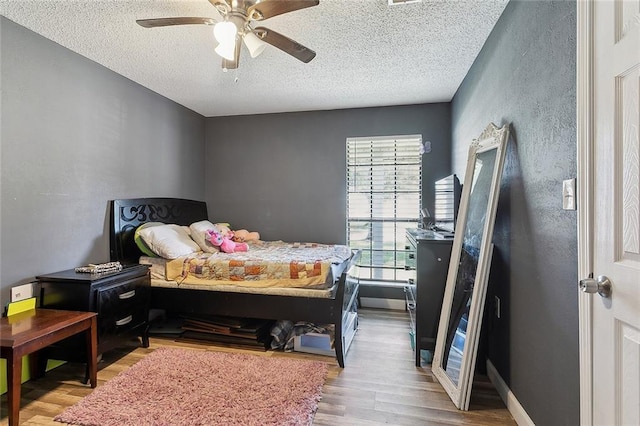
[346, 135, 422, 282]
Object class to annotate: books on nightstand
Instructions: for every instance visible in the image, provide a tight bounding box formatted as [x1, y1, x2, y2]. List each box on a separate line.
[75, 262, 123, 274]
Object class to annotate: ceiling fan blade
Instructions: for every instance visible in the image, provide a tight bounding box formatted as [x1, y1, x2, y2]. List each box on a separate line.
[254, 27, 316, 63]
[248, 0, 319, 21]
[136, 17, 217, 28]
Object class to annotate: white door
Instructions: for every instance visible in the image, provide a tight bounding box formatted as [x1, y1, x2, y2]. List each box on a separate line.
[579, 1, 640, 425]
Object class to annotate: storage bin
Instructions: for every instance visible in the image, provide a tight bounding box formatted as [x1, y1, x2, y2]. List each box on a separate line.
[294, 332, 334, 356]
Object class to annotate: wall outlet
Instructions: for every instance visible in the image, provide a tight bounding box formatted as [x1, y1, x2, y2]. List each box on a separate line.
[494, 295, 501, 319]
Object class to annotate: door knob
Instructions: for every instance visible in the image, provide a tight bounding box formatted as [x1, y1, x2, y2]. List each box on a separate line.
[579, 275, 612, 298]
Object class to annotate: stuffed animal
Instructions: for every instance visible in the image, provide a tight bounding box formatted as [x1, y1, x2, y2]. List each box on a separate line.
[213, 223, 234, 239]
[206, 228, 248, 253]
[232, 229, 261, 242]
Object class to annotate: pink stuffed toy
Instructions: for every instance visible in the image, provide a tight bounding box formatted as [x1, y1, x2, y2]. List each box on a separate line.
[206, 228, 248, 253]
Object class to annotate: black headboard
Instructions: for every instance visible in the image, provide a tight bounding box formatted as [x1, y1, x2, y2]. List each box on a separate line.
[110, 198, 208, 264]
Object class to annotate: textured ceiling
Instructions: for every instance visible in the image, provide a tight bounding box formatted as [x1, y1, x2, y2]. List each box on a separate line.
[0, 0, 508, 117]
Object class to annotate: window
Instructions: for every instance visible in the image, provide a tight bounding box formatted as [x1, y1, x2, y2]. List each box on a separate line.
[347, 135, 422, 283]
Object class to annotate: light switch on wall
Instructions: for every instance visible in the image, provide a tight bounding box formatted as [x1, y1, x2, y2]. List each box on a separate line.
[562, 178, 577, 210]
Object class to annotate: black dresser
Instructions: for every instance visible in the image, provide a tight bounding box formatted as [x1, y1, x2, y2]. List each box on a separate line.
[405, 228, 453, 366]
[38, 264, 150, 358]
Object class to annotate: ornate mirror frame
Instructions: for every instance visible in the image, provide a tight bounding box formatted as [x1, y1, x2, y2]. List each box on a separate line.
[432, 122, 510, 410]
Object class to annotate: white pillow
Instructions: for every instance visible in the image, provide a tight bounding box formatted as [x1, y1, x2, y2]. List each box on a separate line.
[138, 224, 201, 259]
[189, 220, 219, 253]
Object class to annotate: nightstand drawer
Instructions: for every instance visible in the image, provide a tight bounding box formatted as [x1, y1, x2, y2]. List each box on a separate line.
[97, 277, 147, 313]
[97, 305, 147, 336]
[97, 277, 148, 331]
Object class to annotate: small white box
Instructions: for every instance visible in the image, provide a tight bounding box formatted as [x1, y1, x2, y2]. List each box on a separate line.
[294, 332, 334, 356]
[11, 283, 34, 302]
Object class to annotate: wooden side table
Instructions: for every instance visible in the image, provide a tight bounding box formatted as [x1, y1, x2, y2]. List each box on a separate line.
[0, 309, 97, 426]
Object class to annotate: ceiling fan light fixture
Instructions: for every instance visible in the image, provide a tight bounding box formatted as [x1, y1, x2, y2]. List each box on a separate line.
[137, 0, 320, 70]
[243, 31, 267, 58]
[215, 42, 236, 61]
[213, 21, 237, 45]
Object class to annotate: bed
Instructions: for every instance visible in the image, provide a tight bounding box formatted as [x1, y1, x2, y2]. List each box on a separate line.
[109, 197, 360, 367]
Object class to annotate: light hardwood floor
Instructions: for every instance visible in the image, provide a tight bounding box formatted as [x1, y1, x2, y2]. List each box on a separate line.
[1, 308, 516, 425]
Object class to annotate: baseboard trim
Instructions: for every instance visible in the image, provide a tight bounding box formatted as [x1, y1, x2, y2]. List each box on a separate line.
[486, 359, 535, 426]
[359, 297, 406, 310]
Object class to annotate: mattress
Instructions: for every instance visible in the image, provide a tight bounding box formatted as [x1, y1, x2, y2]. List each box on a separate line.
[148, 277, 336, 299]
[140, 256, 169, 281]
[140, 241, 351, 297]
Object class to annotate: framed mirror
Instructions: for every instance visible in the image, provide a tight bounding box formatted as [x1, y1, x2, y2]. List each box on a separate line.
[432, 122, 510, 410]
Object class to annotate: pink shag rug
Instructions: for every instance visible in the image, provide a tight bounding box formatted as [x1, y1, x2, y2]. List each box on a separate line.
[54, 347, 328, 426]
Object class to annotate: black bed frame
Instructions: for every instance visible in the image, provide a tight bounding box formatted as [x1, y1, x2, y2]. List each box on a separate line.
[109, 198, 360, 367]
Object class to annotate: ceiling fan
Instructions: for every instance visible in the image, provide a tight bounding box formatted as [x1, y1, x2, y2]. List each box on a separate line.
[136, 0, 319, 70]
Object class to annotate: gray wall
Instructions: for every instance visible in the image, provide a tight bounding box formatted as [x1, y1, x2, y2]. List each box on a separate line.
[205, 104, 451, 244]
[0, 17, 206, 304]
[1, 5, 581, 422]
[451, 1, 578, 424]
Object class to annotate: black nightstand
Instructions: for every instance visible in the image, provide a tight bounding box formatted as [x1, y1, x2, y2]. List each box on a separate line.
[37, 264, 150, 358]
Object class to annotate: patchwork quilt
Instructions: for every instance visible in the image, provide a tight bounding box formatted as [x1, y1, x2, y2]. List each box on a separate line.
[165, 241, 352, 289]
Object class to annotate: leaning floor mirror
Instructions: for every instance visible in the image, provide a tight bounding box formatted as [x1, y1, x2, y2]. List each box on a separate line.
[432, 122, 510, 410]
